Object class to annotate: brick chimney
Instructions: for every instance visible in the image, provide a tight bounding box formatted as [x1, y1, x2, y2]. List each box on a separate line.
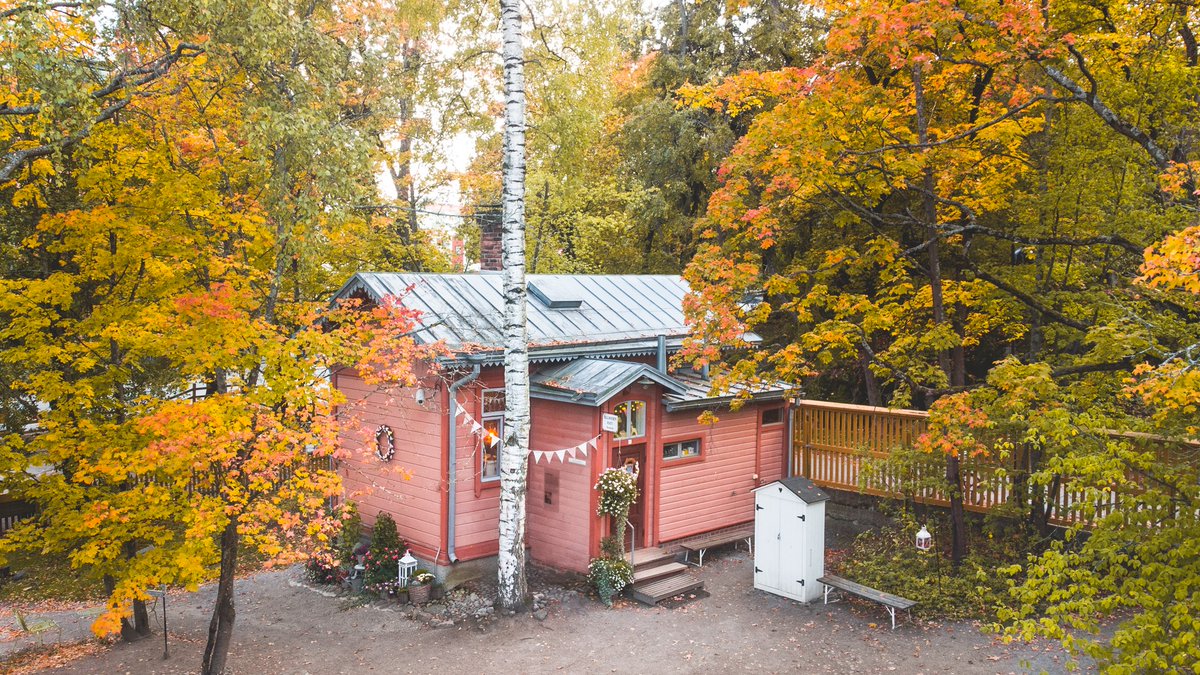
[476, 205, 503, 271]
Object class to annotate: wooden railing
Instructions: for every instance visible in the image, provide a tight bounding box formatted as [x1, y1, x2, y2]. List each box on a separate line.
[792, 400, 1197, 528]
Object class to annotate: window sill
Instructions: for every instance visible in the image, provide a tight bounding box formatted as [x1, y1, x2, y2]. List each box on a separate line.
[661, 454, 704, 468]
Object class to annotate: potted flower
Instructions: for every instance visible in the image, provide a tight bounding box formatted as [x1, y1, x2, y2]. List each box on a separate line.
[408, 569, 436, 604]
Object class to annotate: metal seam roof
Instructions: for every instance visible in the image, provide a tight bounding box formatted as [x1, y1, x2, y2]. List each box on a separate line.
[335, 272, 692, 351]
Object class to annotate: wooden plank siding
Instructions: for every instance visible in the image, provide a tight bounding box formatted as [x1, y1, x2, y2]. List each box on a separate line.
[792, 400, 1199, 528]
[657, 405, 783, 542]
[336, 370, 445, 558]
[527, 399, 596, 572]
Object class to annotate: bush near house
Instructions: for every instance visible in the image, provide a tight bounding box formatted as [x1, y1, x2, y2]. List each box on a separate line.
[364, 513, 407, 592]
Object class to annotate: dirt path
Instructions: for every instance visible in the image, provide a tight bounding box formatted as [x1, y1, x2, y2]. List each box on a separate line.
[11, 552, 1083, 674]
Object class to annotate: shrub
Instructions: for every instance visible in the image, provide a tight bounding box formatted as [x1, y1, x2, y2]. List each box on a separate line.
[306, 551, 344, 585]
[364, 512, 407, 590]
[588, 556, 634, 607]
[337, 503, 363, 566]
[835, 513, 1014, 621]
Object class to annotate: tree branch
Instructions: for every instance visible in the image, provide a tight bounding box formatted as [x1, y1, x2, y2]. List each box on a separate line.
[1041, 63, 1172, 170]
[971, 266, 1091, 332]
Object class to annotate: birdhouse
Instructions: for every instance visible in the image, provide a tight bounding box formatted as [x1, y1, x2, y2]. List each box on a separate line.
[752, 477, 829, 603]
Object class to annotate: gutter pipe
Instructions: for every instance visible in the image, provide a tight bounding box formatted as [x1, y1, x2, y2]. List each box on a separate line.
[656, 335, 667, 373]
[447, 362, 480, 563]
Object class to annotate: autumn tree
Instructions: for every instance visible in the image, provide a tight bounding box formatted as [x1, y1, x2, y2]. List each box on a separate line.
[681, 0, 1196, 567]
[0, 1, 443, 672]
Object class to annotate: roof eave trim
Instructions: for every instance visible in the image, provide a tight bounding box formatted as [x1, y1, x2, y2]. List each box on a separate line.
[664, 388, 790, 412]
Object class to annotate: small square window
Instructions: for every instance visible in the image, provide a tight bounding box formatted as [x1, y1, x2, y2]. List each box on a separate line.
[663, 439, 701, 461]
[762, 407, 784, 425]
[483, 389, 506, 415]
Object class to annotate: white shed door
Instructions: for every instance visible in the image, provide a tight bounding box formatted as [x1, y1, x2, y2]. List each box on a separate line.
[777, 498, 810, 599]
[753, 492, 780, 590]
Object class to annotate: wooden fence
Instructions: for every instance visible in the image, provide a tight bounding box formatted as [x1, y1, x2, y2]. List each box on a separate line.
[791, 400, 1196, 528]
[0, 500, 36, 536]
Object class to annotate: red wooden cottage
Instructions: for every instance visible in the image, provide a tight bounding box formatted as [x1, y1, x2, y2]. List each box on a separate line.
[331, 269, 792, 577]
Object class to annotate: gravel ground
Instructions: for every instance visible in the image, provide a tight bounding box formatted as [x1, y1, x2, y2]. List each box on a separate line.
[9, 549, 1086, 675]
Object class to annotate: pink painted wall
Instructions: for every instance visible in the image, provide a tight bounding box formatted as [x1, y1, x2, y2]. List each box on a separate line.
[526, 399, 596, 573]
[657, 404, 784, 542]
[336, 369, 444, 557]
[452, 370, 503, 560]
[758, 406, 788, 484]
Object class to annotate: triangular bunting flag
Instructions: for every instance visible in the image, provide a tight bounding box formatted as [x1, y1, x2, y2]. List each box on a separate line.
[471, 421, 483, 434]
[555, 449, 566, 462]
[456, 402, 468, 417]
[533, 451, 544, 463]
[587, 437, 598, 450]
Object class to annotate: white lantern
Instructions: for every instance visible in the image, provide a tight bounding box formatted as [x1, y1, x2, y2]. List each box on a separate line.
[397, 550, 418, 587]
[915, 525, 933, 552]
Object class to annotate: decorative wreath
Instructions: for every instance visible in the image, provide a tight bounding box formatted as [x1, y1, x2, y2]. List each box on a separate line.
[375, 425, 395, 461]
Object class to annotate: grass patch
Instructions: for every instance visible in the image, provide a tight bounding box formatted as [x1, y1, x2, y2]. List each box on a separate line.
[0, 550, 106, 605]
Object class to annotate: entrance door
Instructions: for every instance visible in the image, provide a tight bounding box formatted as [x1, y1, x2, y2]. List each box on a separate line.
[612, 443, 647, 548]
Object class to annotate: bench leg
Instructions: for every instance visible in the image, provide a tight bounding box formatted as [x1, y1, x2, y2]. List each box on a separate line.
[745, 537, 753, 555]
[697, 548, 706, 567]
[823, 584, 830, 605]
[887, 606, 896, 630]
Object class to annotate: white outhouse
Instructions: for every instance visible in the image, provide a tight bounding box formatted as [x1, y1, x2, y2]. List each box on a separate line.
[752, 476, 829, 603]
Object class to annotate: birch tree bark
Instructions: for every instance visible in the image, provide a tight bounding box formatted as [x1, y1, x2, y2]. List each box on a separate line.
[496, 0, 531, 611]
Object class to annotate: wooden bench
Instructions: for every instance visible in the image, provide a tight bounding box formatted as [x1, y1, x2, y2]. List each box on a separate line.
[818, 574, 917, 630]
[679, 524, 754, 567]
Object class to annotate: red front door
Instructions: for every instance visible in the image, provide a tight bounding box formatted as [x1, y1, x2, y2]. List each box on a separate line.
[612, 443, 647, 548]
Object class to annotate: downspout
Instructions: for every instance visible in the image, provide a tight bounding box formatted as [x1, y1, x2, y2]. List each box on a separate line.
[656, 335, 667, 373]
[447, 363, 480, 563]
[786, 396, 796, 478]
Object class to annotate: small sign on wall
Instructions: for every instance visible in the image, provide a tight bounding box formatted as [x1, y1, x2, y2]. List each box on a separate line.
[601, 413, 619, 433]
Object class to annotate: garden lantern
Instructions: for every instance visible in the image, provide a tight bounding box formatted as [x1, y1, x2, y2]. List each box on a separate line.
[915, 525, 933, 552]
[915, 525, 941, 594]
[397, 550, 418, 587]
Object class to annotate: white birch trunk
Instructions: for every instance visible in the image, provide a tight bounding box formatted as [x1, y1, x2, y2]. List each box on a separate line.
[497, 0, 531, 611]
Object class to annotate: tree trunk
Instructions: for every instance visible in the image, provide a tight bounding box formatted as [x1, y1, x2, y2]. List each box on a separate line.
[914, 63, 968, 567]
[496, 0, 531, 613]
[201, 520, 240, 675]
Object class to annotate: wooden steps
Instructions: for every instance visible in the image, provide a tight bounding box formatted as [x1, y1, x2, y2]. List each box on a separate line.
[633, 561, 687, 584]
[626, 547, 704, 606]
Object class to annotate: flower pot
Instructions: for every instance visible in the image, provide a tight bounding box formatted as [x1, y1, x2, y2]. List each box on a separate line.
[395, 589, 409, 605]
[432, 584, 444, 601]
[409, 583, 432, 604]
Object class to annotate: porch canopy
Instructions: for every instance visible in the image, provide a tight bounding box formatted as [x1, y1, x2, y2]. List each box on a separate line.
[531, 358, 688, 406]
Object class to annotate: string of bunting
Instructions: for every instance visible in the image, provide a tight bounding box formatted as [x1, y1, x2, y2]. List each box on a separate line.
[455, 402, 599, 465]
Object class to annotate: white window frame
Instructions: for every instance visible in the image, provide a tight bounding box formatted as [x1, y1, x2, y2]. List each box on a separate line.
[481, 389, 505, 482]
[613, 400, 646, 440]
[663, 438, 701, 461]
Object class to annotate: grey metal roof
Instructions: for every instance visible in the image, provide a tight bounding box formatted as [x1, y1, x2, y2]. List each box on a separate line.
[530, 359, 689, 406]
[755, 477, 830, 504]
[664, 374, 793, 411]
[334, 272, 690, 351]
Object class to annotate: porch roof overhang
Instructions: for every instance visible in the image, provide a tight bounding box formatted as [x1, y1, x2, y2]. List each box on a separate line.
[530, 358, 689, 407]
[663, 375, 795, 412]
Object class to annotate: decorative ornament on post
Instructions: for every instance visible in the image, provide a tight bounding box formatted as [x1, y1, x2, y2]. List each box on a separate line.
[397, 550, 418, 587]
